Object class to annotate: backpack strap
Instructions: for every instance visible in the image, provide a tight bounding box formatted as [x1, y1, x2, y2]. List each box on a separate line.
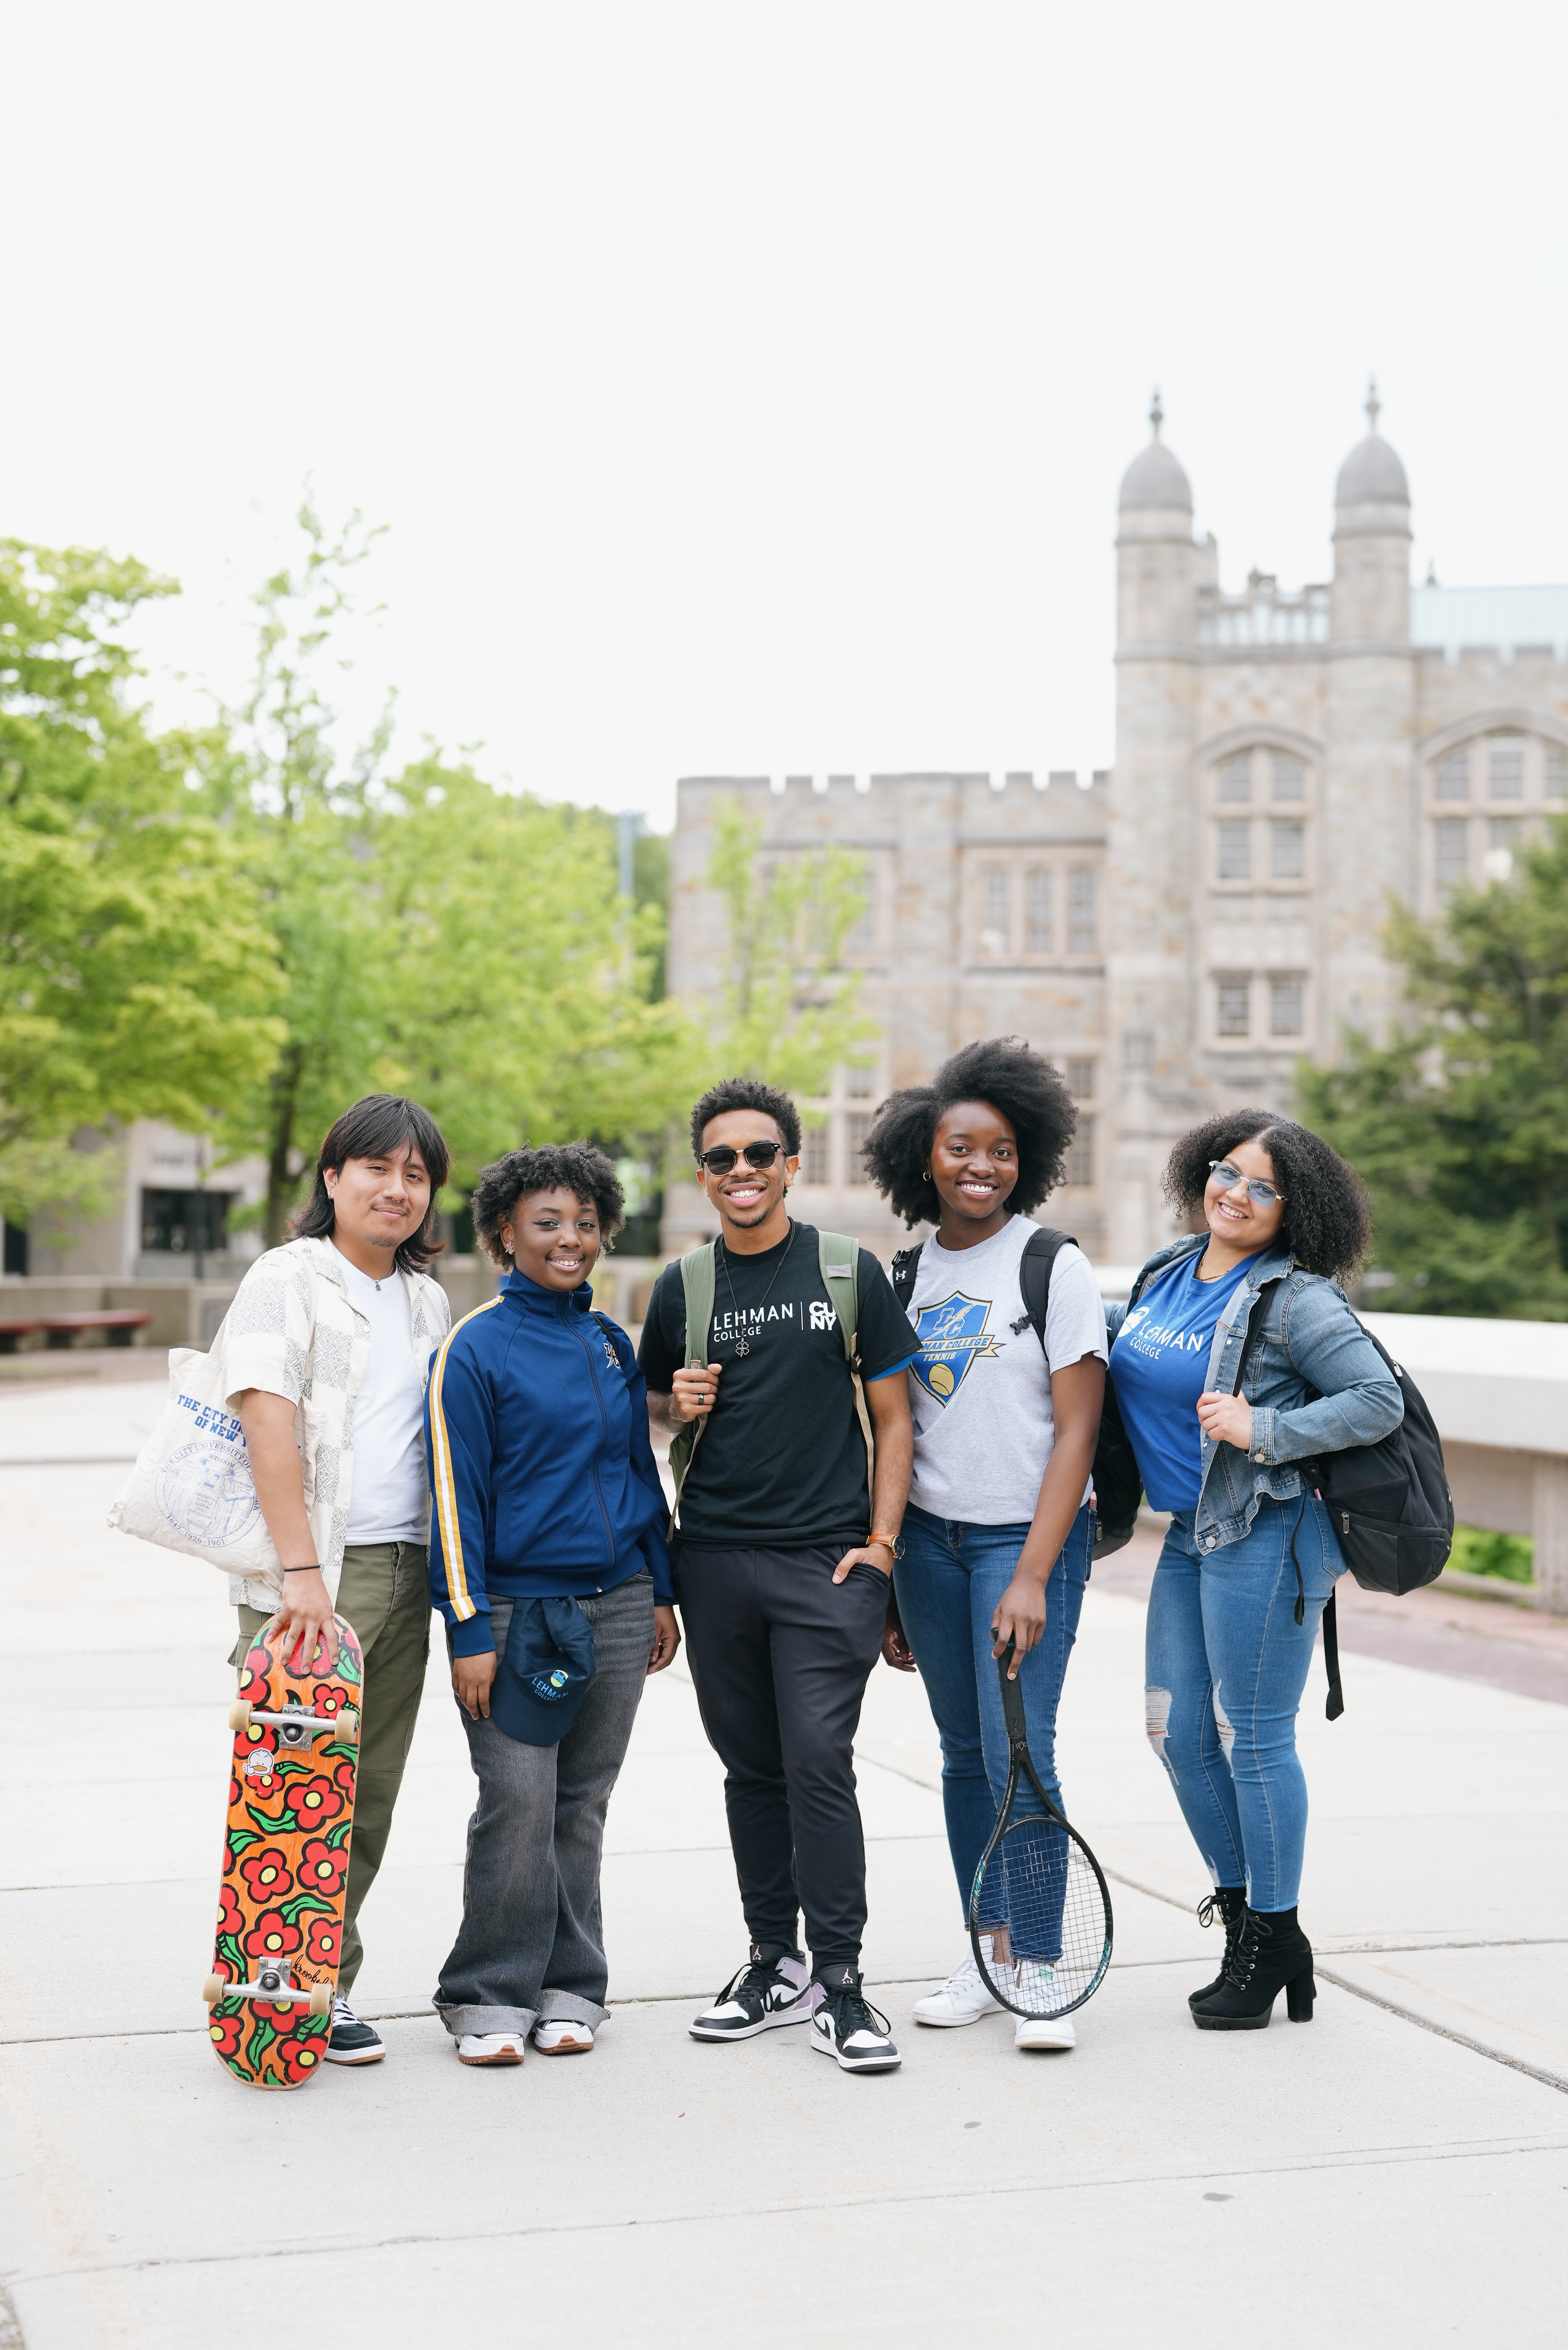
[1018, 1226, 1076, 1359]
[817, 1231, 860, 1365]
[667, 1243, 718, 1508]
[889, 1242, 923, 1312]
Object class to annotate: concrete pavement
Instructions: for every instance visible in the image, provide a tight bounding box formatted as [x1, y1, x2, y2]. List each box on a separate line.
[2, 1376, 1566, 2347]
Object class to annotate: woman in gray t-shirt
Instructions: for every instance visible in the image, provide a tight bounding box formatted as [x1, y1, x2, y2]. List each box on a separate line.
[863, 1037, 1106, 2054]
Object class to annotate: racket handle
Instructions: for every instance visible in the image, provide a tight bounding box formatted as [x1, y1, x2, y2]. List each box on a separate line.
[996, 1636, 1028, 1742]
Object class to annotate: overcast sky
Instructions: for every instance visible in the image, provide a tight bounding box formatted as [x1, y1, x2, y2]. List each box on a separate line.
[7, 1, 1565, 828]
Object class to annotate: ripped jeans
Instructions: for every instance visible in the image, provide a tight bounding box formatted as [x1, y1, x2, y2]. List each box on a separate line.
[1144, 1495, 1344, 1911]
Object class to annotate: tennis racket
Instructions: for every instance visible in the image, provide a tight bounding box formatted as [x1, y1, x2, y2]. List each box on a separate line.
[968, 1637, 1114, 2019]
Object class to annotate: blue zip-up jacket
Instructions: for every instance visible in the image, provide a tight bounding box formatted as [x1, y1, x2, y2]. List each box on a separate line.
[1107, 1235, 1404, 1553]
[425, 1269, 673, 1656]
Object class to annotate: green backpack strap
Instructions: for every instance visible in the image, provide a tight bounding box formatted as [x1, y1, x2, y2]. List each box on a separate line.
[817, 1231, 860, 1364]
[667, 1242, 718, 1507]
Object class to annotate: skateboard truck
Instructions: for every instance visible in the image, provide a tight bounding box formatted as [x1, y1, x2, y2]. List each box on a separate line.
[204, 1962, 334, 2015]
[229, 1698, 359, 1746]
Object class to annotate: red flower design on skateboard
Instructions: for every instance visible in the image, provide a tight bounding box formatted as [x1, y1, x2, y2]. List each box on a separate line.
[241, 1910, 303, 1961]
[272, 2030, 326, 2084]
[239, 1845, 294, 1901]
[288, 1774, 345, 1831]
[209, 2011, 246, 2060]
[298, 1838, 347, 1899]
[304, 1916, 340, 1969]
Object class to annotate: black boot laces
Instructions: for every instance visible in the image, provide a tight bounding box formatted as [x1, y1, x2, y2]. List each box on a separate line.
[1222, 1909, 1269, 1990]
[824, 1983, 891, 2044]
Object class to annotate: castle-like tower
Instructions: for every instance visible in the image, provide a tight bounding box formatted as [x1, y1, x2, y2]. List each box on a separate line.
[664, 391, 1568, 1269]
[1106, 383, 1568, 1261]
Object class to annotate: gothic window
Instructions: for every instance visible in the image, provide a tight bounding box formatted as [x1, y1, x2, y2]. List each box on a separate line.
[844, 1063, 874, 1099]
[1067, 869, 1097, 952]
[1547, 747, 1568, 802]
[1217, 754, 1252, 803]
[846, 870, 877, 956]
[1485, 818, 1524, 881]
[1269, 975, 1305, 1037]
[980, 866, 1010, 953]
[845, 1114, 872, 1183]
[1065, 1116, 1095, 1188]
[803, 1125, 830, 1185]
[1270, 821, 1306, 882]
[1066, 1056, 1095, 1100]
[1435, 749, 1470, 801]
[1271, 756, 1305, 802]
[1215, 976, 1251, 1038]
[1488, 736, 1525, 800]
[1434, 818, 1469, 895]
[1216, 822, 1251, 882]
[1025, 868, 1054, 952]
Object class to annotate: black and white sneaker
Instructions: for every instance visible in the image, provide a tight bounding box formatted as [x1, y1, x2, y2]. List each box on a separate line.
[323, 1995, 385, 2065]
[690, 1947, 817, 2041]
[809, 1967, 901, 2073]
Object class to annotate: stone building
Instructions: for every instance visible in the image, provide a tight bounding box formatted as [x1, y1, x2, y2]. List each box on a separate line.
[665, 388, 1568, 1265]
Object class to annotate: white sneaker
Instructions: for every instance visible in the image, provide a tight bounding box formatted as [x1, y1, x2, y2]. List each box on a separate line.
[912, 1950, 1007, 2028]
[532, 2017, 595, 2055]
[456, 2031, 526, 2066]
[1012, 1962, 1076, 2051]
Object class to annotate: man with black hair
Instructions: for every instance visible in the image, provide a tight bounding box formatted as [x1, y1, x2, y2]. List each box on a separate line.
[639, 1076, 918, 2073]
[225, 1093, 453, 2065]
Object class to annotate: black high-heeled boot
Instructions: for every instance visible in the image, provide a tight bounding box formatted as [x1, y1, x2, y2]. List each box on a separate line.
[1191, 1904, 1315, 2030]
[1188, 1886, 1247, 2010]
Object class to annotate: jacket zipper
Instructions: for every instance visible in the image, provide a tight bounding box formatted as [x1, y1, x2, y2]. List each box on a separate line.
[565, 1304, 616, 1567]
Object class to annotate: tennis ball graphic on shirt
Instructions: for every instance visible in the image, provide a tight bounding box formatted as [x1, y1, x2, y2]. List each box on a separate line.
[928, 1363, 955, 1398]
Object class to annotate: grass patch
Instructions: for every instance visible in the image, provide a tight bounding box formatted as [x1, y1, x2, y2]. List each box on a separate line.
[1449, 1525, 1535, 1584]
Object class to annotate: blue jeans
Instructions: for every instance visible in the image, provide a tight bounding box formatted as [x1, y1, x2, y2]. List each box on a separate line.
[1145, 1494, 1345, 1912]
[894, 1500, 1093, 1926]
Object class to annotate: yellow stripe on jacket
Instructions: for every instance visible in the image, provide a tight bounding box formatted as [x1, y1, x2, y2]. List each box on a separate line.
[428, 1294, 505, 1620]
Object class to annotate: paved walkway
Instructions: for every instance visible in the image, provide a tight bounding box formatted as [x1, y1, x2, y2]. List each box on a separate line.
[2, 1378, 1565, 2347]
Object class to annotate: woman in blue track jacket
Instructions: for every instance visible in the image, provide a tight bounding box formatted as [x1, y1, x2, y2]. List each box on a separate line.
[424, 1142, 678, 2068]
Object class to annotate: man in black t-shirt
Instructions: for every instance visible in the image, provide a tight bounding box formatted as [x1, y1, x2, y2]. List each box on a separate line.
[640, 1076, 916, 2073]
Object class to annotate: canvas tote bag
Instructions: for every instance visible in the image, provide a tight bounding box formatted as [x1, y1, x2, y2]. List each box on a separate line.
[108, 1273, 319, 1580]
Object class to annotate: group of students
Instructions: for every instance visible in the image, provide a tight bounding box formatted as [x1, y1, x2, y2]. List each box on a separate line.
[221, 1037, 1403, 2073]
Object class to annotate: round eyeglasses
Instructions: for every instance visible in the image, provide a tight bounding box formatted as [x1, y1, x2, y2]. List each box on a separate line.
[1209, 1159, 1286, 1207]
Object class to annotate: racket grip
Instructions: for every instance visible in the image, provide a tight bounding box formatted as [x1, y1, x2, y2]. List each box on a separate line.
[996, 1637, 1028, 1740]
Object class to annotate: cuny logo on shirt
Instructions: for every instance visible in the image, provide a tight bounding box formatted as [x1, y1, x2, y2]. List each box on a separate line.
[1121, 1302, 1209, 1359]
[910, 1294, 1001, 1404]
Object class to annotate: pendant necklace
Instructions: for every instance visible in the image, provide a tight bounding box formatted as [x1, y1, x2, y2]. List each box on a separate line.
[720, 1221, 795, 1357]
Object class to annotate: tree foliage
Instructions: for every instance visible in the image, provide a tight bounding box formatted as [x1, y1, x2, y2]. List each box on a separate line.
[0, 541, 283, 1224]
[1300, 824, 1568, 1318]
[702, 797, 876, 1104]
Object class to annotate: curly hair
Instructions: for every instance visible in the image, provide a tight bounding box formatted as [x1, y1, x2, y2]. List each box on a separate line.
[861, 1037, 1077, 1228]
[1161, 1110, 1371, 1283]
[689, 1075, 802, 1160]
[470, 1143, 626, 1267]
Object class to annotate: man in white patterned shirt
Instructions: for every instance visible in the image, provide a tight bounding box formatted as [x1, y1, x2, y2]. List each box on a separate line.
[223, 1093, 453, 2065]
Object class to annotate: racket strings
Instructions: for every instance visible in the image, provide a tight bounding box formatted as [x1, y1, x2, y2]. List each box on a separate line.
[972, 1814, 1111, 2017]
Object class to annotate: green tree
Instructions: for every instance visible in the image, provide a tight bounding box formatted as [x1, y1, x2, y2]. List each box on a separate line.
[1300, 822, 1568, 1318]
[703, 797, 876, 1099]
[0, 540, 283, 1227]
[208, 504, 700, 1237]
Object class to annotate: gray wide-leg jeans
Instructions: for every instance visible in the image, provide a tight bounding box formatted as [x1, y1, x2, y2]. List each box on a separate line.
[434, 1570, 655, 2039]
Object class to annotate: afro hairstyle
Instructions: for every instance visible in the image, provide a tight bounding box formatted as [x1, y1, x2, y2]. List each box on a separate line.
[861, 1036, 1077, 1228]
[689, 1075, 802, 1160]
[1162, 1109, 1371, 1283]
[470, 1142, 626, 1267]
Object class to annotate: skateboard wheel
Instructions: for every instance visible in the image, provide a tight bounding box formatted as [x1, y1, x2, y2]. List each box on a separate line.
[341, 1709, 360, 1740]
[227, 1700, 253, 1734]
[309, 1982, 333, 2016]
[202, 1974, 226, 2005]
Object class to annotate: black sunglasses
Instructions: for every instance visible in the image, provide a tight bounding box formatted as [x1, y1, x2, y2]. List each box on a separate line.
[697, 1142, 785, 1175]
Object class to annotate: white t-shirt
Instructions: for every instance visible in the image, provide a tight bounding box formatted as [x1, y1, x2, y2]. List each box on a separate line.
[904, 1218, 1108, 1525]
[332, 1250, 432, 1544]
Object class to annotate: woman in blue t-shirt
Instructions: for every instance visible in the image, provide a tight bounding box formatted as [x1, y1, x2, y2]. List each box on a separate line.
[1107, 1111, 1402, 2033]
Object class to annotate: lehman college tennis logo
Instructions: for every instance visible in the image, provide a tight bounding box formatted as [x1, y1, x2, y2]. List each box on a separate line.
[910, 1294, 1001, 1405]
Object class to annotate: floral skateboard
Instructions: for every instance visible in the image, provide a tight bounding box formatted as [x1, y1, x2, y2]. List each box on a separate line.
[202, 1614, 363, 2089]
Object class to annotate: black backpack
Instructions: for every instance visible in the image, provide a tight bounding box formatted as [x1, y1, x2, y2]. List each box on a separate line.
[889, 1228, 1143, 1562]
[1232, 1278, 1454, 1718]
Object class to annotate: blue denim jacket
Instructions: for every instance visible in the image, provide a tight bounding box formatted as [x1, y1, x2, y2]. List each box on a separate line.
[1106, 1235, 1404, 1553]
